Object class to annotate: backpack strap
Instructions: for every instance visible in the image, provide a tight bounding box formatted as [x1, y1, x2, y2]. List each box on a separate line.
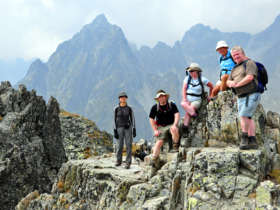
[187, 75, 192, 89]
[198, 73, 204, 95]
[156, 101, 172, 112]
[127, 106, 135, 129]
[242, 60, 249, 72]
[186, 73, 204, 97]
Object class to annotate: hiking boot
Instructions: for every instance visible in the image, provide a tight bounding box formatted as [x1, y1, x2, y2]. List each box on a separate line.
[115, 161, 122, 166]
[125, 162, 131, 169]
[248, 136, 258, 149]
[150, 156, 160, 168]
[210, 96, 218, 101]
[181, 125, 189, 138]
[239, 132, 249, 150]
[172, 142, 180, 152]
[182, 125, 188, 133]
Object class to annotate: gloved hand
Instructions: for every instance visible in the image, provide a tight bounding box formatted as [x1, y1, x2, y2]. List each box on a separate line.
[114, 129, 119, 139]
[133, 128, 136, 138]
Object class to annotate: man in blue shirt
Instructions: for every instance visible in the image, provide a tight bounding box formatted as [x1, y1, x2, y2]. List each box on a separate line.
[210, 40, 235, 99]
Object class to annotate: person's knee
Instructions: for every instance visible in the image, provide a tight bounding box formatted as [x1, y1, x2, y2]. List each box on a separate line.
[214, 84, 221, 89]
[181, 101, 188, 108]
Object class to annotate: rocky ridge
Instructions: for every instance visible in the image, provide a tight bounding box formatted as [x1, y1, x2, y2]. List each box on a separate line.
[59, 110, 113, 160]
[0, 81, 67, 210]
[16, 91, 280, 210]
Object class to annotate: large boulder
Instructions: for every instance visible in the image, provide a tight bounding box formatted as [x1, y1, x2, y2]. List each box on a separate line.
[59, 110, 113, 160]
[0, 82, 67, 210]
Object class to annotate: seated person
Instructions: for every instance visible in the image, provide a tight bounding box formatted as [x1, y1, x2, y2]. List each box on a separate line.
[149, 90, 180, 165]
[211, 40, 235, 99]
[181, 63, 213, 130]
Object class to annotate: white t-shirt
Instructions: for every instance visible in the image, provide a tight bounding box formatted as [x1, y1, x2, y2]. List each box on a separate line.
[183, 76, 209, 102]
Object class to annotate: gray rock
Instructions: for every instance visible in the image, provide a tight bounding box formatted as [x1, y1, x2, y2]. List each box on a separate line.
[256, 180, 280, 208]
[59, 110, 113, 160]
[267, 111, 280, 129]
[0, 82, 67, 210]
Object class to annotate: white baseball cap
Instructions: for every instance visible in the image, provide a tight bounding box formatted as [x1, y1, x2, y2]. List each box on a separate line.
[216, 40, 229, 51]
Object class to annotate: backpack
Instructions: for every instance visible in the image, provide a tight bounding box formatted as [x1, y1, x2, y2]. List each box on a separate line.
[243, 60, 268, 93]
[186, 72, 205, 98]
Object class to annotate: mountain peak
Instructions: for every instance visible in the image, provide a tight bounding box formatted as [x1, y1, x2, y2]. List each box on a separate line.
[270, 14, 280, 28]
[274, 14, 280, 23]
[91, 14, 108, 26]
[188, 23, 219, 34]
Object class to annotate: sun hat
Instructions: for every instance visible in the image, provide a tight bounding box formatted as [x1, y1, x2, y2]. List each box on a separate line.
[118, 92, 128, 98]
[216, 40, 229, 51]
[185, 62, 202, 72]
[154, 89, 169, 101]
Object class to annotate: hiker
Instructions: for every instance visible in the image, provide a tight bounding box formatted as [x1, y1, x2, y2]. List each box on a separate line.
[226, 46, 260, 149]
[181, 63, 213, 130]
[210, 40, 235, 99]
[149, 90, 180, 164]
[113, 92, 136, 169]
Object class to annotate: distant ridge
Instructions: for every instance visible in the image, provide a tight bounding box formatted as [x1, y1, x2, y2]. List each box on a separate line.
[19, 14, 280, 139]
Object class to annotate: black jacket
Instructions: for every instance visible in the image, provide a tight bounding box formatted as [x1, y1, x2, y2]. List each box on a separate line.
[114, 105, 135, 129]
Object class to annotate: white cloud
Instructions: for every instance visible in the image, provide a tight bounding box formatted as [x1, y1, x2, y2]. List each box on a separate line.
[41, 0, 54, 9]
[0, 0, 279, 61]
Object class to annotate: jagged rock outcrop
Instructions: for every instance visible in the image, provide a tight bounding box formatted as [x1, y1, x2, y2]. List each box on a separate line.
[16, 91, 280, 209]
[0, 81, 67, 210]
[15, 149, 280, 210]
[59, 110, 113, 160]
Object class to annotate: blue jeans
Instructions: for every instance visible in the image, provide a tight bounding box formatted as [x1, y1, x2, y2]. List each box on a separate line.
[237, 92, 261, 117]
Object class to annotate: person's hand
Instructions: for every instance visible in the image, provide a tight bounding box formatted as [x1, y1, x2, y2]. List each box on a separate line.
[170, 124, 178, 133]
[133, 128, 136, 138]
[227, 81, 236, 88]
[154, 129, 160, 137]
[114, 129, 119, 139]
[234, 82, 241, 88]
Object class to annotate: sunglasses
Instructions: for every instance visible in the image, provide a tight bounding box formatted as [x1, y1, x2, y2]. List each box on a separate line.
[189, 70, 195, 72]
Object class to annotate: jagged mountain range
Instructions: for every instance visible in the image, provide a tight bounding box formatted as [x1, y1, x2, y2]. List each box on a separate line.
[19, 14, 280, 139]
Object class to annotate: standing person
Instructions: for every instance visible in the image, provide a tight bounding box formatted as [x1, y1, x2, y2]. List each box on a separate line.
[226, 46, 260, 150]
[210, 40, 235, 99]
[149, 90, 180, 165]
[113, 92, 136, 169]
[181, 63, 213, 130]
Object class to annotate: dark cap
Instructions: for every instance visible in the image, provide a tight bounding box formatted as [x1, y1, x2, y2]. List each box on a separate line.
[118, 92, 128, 98]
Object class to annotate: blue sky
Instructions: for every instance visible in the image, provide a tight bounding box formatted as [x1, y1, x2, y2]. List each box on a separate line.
[0, 0, 280, 61]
